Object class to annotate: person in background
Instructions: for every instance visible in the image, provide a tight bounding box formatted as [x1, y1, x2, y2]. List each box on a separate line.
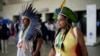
[0, 24, 10, 54]
[40, 21, 48, 44]
[14, 20, 20, 35]
[10, 22, 15, 38]
[0, 22, 1, 51]
[45, 18, 56, 44]
[0, 17, 3, 51]
[16, 3, 43, 56]
[14, 20, 20, 44]
[48, 6, 88, 56]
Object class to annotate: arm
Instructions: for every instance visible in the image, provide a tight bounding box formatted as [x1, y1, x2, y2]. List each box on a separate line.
[35, 37, 43, 53]
[48, 48, 56, 56]
[32, 35, 43, 56]
[77, 28, 88, 56]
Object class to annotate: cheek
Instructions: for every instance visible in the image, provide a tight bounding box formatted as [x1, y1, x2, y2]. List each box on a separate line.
[22, 20, 25, 24]
[61, 21, 66, 25]
[58, 21, 62, 26]
[57, 21, 66, 27]
[22, 20, 27, 25]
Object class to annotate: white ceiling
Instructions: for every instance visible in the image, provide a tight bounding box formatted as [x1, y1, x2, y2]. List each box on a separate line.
[0, 0, 39, 11]
[3, 0, 38, 5]
[0, 0, 3, 11]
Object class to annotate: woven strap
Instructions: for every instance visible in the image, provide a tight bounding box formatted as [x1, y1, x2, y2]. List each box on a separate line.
[73, 27, 78, 40]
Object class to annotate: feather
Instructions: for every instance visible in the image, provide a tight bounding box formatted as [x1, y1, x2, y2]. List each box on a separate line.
[60, 0, 66, 12]
[19, 3, 40, 41]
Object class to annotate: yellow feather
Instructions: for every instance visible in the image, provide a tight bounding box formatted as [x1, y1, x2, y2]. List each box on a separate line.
[60, 0, 66, 12]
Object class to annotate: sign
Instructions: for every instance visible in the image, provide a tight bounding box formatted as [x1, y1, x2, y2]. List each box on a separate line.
[39, 8, 49, 13]
[86, 4, 96, 46]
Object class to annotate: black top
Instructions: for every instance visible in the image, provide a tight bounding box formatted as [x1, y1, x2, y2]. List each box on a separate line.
[0, 24, 10, 40]
[32, 29, 42, 52]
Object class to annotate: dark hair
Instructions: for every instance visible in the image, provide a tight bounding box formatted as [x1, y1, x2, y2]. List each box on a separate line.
[55, 27, 70, 52]
[48, 18, 54, 22]
[62, 15, 72, 26]
[2, 24, 7, 29]
[25, 18, 30, 22]
[61, 27, 70, 51]
[55, 15, 72, 51]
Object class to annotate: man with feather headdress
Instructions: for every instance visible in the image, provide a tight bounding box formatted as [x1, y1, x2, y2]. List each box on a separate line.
[16, 3, 43, 56]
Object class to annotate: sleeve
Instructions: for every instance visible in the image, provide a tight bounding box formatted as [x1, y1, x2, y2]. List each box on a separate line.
[7, 28, 10, 37]
[36, 29, 42, 39]
[52, 44, 55, 49]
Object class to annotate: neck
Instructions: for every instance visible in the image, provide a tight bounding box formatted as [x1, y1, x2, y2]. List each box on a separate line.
[24, 24, 29, 28]
[23, 25, 28, 30]
[61, 25, 70, 32]
[60, 27, 66, 33]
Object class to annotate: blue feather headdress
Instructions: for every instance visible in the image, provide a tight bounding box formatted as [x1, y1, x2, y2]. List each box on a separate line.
[19, 3, 40, 41]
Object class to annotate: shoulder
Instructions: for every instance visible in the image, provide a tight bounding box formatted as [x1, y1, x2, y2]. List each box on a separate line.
[76, 27, 84, 36]
[72, 27, 82, 34]
[75, 28, 84, 43]
[36, 28, 42, 37]
[72, 27, 84, 39]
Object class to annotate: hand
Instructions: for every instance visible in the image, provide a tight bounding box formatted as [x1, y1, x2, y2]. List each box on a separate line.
[17, 42, 22, 48]
[32, 52, 38, 56]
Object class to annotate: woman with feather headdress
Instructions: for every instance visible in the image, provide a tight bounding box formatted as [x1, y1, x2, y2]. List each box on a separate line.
[16, 3, 43, 56]
[48, 0, 88, 56]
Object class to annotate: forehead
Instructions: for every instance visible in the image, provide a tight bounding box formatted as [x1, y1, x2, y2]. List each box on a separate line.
[22, 16, 29, 20]
[57, 14, 65, 19]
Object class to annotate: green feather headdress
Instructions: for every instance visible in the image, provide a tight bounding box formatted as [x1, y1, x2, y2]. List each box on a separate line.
[53, 0, 77, 23]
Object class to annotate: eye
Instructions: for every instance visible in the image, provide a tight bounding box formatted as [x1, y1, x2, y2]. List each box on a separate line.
[57, 19, 65, 22]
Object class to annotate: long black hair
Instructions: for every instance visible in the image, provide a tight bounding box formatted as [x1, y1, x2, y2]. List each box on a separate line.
[55, 14, 72, 51]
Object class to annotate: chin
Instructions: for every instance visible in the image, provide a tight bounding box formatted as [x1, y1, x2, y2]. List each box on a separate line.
[57, 26, 61, 29]
[23, 24, 25, 26]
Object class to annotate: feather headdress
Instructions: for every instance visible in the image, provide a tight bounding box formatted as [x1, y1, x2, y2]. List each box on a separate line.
[19, 3, 40, 40]
[53, 0, 77, 23]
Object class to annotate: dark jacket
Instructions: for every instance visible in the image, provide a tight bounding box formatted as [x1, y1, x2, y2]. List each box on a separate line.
[0, 24, 10, 40]
[41, 22, 48, 38]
